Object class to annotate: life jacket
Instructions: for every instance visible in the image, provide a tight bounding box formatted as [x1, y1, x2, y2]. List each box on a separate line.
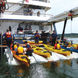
[57, 44, 61, 49]
[72, 44, 78, 49]
[54, 43, 57, 49]
[26, 44, 32, 51]
[35, 33, 40, 37]
[17, 46, 24, 54]
[14, 44, 17, 50]
[6, 32, 11, 38]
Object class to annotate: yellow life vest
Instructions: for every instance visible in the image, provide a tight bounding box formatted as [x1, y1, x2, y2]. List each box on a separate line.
[57, 44, 61, 49]
[17, 46, 24, 53]
[14, 44, 17, 49]
[72, 44, 78, 49]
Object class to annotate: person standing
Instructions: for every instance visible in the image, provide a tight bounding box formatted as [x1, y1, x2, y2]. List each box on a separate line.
[51, 31, 57, 46]
[41, 31, 47, 44]
[9, 26, 11, 32]
[3, 29, 13, 47]
[34, 30, 40, 44]
[17, 24, 23, 34]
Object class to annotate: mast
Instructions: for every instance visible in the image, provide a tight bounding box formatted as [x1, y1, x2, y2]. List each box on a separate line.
[61, 17, 67, 41]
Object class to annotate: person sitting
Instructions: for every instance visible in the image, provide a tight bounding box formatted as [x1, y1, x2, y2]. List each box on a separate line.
[16, 43, 24, 55]
[57, 43, 61, 50]
[72, 44, 78, 50]
[54, 41, 61, 49]
[13, 42, 18, 52]
[24, 41, 33, 56]
[54, 42, 57, 49]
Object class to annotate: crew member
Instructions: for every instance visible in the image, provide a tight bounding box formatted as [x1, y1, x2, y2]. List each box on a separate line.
[17, 24, 23, 33]
[34, 30, 40, 44]
[24, 41, 33, 56]
[3, 29, 13, 47]
[41, 31, 47, 44]
[51, 30, 57, 46]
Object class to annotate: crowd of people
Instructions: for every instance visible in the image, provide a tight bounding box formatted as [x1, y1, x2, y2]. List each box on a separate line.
[3, 25, 72, 56]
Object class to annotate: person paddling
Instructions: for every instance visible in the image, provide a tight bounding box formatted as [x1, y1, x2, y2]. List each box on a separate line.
[24, 41, 33, 56]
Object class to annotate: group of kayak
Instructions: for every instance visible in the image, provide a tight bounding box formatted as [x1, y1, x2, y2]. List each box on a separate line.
[10, 40, 78, 67]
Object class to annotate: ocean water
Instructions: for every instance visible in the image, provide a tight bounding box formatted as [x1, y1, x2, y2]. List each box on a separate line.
[0, 38, 78, 78]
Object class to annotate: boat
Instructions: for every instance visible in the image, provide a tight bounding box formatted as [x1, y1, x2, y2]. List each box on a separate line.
[61, 45, 78, 52]
[31, 45, 52, 58]
[11, 50, 30, 67]
[23, 40, 43, 44]
[43, 44, 71, 56]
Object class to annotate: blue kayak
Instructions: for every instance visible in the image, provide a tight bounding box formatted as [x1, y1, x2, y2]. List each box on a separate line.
[61, 45, 78, 52]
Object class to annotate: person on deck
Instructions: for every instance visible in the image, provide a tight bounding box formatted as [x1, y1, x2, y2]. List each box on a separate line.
[17, 24, 23, 34]
[34, 30, 40, 44]
[24, 41, 33, 56]
[41, 31, 47, 44]
[9, 26, 11, 32]
[3, 29, 13, 47]
[51, 30, 57, 46]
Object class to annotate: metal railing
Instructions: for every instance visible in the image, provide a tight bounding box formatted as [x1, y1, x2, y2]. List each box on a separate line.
[4, 10, 53, 17]
[32, 0, 50, 3]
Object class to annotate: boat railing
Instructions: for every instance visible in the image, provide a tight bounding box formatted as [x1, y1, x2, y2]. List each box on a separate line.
[4, 11, 53, 17]
[32, 0, 50, 3]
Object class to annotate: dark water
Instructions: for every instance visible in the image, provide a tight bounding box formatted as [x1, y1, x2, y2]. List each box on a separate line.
[0, 38, 78, 78]
[0, 55, 78, 78]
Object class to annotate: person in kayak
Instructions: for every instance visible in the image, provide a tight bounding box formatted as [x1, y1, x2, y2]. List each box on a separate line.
[54, 41, 61, 49]
[13, 42, 18, 52]
[24, 41, 33, 56]
[16, 43, 24, 55]
[34, 30, 40, 44]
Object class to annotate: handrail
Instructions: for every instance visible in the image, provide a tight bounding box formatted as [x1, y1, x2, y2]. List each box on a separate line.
[4, 10, 53, 17]
[23, 0, 50, 3]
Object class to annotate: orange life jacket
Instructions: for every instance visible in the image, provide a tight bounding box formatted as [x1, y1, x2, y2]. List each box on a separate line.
[6, 32, 11, 38]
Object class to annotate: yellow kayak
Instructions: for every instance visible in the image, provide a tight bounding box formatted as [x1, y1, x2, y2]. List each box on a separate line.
[12, 50, 30, 67]
[32, 45, 51, 58]
[23, 40, 43, 44]
[43, 44, 71, 56]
